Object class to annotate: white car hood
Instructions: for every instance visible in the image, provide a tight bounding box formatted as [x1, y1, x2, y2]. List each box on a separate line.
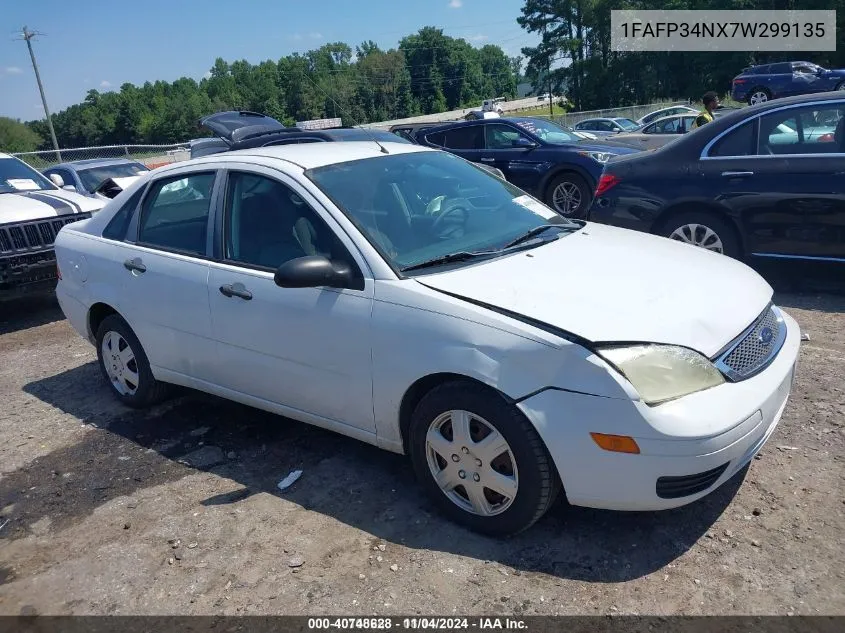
[0, 189, 103, 223]
[415, 222, 772, 358]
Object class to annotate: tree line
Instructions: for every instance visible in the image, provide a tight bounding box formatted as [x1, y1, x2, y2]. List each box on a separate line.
[5, 27, 520, 152]
[518, 0, 845, 111]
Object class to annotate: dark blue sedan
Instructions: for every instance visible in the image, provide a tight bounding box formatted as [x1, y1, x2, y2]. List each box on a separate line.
[732, 61, 845, 105]
[416, 117, 641, 217]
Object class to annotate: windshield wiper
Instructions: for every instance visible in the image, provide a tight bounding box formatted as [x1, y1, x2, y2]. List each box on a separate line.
[503, 223, 573, 249]
[400, 250, 493, 273]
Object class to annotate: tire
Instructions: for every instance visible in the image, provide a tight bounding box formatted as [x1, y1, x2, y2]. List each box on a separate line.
[408, 381, 560, 536]
[545, 172, 591, 218]
[658, 211, 741, 259]
[95, 314, 169, 408]
[747, 88, 771, 106]
[836, 81, 845, 91]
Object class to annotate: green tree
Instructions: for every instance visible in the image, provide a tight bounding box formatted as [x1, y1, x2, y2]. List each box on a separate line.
[0, 117, 43, 153]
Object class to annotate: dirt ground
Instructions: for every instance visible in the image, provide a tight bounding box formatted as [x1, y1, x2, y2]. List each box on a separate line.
[0, 265, 843, 617]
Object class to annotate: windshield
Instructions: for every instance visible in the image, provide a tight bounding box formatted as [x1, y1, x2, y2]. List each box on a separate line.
[306, 151, 578, 272]
[77, 162, 150, 192]
[513, 119, 580, 144]
[614, 118, 640, 131]
[0, 157, 57, 194]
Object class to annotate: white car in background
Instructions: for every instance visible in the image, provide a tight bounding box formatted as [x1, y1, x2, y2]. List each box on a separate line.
[1, 153, 104, 300]
[54, 142, 799, 535]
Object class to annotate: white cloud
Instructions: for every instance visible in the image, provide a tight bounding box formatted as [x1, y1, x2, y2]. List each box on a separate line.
[309, 32, 323, 40]
[468, 34, 488, 42]
[100, 80, 112, 88]
[289, 33, 304, 41]
[449, 0, 462, 8]
[5, 66, 23, 74]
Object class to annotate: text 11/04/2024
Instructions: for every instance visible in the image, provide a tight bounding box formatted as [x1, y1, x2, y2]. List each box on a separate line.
[610, 9, 836, 52]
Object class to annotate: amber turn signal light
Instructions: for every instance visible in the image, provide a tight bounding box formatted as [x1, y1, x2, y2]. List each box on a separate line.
[590, 433, 640, 454]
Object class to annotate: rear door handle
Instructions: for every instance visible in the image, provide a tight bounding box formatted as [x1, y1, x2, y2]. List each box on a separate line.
[219, 283, 253, 301]
[479, 157, 495, 163]
[721, 171, 754, 178]
[123, 258, 146, 273]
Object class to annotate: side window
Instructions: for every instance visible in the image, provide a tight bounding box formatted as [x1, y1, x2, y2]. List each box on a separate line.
[442, 126, 483, 150]
[424, 131, 446, 147]
[760, 105, 845, 153]
[594, 121, 613, 132]
[138, 172, 215, 255]
[485, 124, 532, 149]
[651, 118, 680, 134]
[770, 62, 791, 74]
[223, 172, 359, 282]
[103, 186, 146, 241]
[709, 121, 756, 157]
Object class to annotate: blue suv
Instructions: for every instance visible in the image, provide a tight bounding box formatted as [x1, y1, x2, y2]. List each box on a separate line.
[732, 61, 845, 105]
[417, 117, 641, 217]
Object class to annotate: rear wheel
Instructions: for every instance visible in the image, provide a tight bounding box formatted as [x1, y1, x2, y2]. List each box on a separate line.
[836, 81, 845, 91]
[659, 211, 740, 259]
[748, 88, 771, 105]
[95, 314, 169, 408]
[545, 172, 591, 218]
[408, 381, 560, 536]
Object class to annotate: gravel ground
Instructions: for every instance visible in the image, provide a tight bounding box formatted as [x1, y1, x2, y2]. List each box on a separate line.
[0, 267, 843, 617]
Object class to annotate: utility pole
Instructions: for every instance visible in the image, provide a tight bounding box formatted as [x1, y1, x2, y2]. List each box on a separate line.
[20, 26, 61, 161]
[543, 24, 553, 118]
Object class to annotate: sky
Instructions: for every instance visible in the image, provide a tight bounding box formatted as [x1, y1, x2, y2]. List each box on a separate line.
[0, 0, 538, 122]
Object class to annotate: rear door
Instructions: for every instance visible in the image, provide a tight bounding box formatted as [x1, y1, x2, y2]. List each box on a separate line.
[427, 125, 485, 164]
[115, 168, 221, 381]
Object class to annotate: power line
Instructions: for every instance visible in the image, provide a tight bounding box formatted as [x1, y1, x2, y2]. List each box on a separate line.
[17, 26, 61, 160]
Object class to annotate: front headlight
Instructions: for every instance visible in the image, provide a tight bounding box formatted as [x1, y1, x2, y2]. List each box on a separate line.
[598, 344, 725, 405]
[579, 151, 615, 163]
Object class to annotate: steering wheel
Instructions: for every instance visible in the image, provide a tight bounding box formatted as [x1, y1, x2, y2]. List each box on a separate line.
[431, 198, 470, 238]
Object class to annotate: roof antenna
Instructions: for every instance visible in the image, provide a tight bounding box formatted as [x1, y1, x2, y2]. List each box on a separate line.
[297, 68, 390, 154]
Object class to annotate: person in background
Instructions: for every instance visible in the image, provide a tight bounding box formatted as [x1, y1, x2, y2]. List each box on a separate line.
[691, 92, 719, 129]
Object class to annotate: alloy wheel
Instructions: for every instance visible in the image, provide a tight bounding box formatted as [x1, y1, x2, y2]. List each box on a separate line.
[669, 223, 724, 253]
[101, 330, 140, 396]
[425, 410, 519, 516]
[551, 182, 582, 216]
[750, 91, 769, 105]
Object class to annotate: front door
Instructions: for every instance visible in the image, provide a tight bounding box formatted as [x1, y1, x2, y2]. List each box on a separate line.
[206, 167, 376, 431]
[482, 123, 544, 194]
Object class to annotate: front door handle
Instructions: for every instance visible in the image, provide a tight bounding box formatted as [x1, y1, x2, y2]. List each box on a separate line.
[479, 157, 495, 163]
[721, 171, 754, 178]
[123, 258, 146, 273]
[219, 283, 253, 301]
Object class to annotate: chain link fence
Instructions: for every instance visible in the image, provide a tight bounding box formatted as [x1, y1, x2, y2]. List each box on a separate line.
[12, 144, 191, 171]
[531, 101, 693, 127]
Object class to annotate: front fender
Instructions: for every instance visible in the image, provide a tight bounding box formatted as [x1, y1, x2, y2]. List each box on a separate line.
[370, 280, 635, 451]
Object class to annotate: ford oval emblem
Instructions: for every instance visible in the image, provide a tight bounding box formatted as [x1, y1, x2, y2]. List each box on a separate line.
[758, 326, 774, 347]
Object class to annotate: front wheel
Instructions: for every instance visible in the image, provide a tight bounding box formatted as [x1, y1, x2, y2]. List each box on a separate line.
[659, 212, 740, 259]
[95, 314, 169, 408]
[408, 381, 560, 536]
[545, 172, 591, 218]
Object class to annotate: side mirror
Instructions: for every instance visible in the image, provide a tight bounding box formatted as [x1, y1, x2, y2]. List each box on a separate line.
[512, 137, 537, 149]
[62, 185, 77, 192]
[274, 255, 353, 289]
[48, 173, 64, 187]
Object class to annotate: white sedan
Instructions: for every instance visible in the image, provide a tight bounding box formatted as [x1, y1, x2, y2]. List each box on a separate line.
[54, 141, 800, 535]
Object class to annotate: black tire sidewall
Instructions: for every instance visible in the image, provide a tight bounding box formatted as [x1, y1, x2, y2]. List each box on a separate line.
[546, 172, 591, 218]
[95, 315, 159, 408]
[661, 212, 741, 259]
[408, 382, 557, 536]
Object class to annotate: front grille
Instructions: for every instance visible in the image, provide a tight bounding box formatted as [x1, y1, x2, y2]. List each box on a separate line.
[714, 304, 786, 381]
[656, 462, 730, 499]
[0, 213, 90, 254]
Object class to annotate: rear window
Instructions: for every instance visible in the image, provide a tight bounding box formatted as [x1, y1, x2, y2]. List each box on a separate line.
[769, 62, 792, 74]
[709, 121, 756, 157]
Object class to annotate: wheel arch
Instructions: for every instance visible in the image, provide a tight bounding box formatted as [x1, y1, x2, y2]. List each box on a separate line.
[398, 372, 513, 455]
[87, 302, 122, 341]
[538, 164, 596, 199]
[651, 201, 746, 257]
